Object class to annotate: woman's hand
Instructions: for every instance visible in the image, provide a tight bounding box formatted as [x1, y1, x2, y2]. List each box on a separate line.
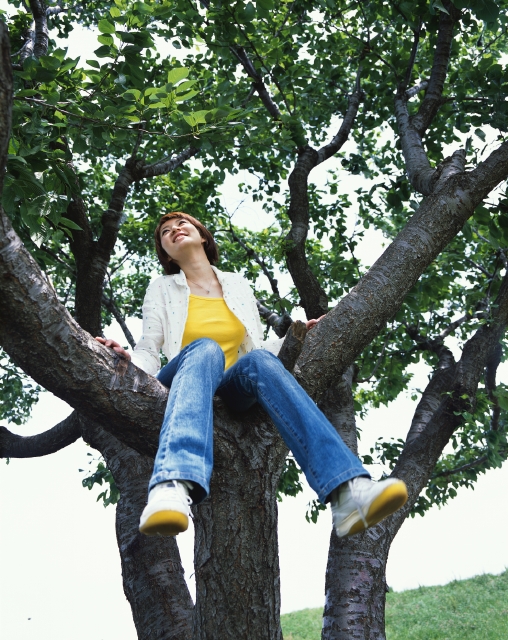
[305, 315, 325, 331]
[95, 337, 131, 361]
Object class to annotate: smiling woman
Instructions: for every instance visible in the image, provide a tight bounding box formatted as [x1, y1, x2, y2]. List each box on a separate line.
[96, 212, 408, 539]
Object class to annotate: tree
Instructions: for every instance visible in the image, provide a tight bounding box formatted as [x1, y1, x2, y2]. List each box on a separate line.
[1, 0, 508, 638]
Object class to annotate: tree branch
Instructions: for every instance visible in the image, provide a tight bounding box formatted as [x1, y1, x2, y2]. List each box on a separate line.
[102, 293, 137, 349]
[394, 4, 463, 196]
[0, 21, 13, 193]
[285, 146, 329, 319]
[389, 271, 508, 527]
[200, 0, 282, 119]
[411, 2, 461, 136]
[432, 454, 489, 478]
[0, 411, 81, 458]
[141, 146, 199, 179]
[316, 66, 364, 165]
[401, 18, 423, 93]
[277, 320, 307, 372]
[28, 0, 49, 59]
[228, 224, 281, 298]
[296, 139, 508, 400]
[256, 300, 292, 338]
[230, 46, 281, 120]
[406, 80, 428, 99]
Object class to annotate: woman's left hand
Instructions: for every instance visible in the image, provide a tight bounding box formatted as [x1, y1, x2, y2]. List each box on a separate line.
[305, 315, 325, 331]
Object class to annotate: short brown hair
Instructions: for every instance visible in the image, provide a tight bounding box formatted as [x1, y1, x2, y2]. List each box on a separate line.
[154, 212, 219, 274]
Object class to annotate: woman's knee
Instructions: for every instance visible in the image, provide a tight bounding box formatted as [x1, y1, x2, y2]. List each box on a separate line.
[241, 348, 282, 374]
[187, 338, 224, 364]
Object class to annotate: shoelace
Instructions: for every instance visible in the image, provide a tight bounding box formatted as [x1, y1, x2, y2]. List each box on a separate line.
[348, 478, 368, 529]
[163, 481, 194, 518]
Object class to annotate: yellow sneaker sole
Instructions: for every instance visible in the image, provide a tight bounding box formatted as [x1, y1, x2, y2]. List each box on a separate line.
[139, 510, 189, 537]
[347, 481, 408, 537]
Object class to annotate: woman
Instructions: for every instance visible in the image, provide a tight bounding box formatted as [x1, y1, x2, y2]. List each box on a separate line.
[97, 212, 407, 538]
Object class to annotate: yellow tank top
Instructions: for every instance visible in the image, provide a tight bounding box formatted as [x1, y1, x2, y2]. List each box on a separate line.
[181, 295, 246, 369]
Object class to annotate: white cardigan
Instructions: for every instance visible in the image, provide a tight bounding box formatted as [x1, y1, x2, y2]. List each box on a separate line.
[130, 267, 282, 376]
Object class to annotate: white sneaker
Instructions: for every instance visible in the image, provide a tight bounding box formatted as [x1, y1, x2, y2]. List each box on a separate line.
[331, 476, 408, 538]
[139, 480, 193, 537]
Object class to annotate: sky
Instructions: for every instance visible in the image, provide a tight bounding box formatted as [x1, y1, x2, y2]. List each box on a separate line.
[1, 5, 508, 640]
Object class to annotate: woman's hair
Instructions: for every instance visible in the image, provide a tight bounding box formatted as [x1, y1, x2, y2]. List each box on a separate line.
[154, 212, 219, 275]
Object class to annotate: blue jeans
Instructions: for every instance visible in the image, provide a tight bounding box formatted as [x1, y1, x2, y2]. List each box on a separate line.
[150, 338, 368, 504]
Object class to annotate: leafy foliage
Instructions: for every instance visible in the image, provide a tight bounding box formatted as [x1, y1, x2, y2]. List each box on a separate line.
[80, 454, 120, 508]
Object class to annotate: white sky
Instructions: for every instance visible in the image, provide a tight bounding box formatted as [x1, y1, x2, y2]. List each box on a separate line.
[2, 6, 508, 640]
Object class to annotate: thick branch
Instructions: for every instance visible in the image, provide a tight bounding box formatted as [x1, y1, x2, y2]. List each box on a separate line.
[18, 29, 35, 65]
[406, 80, 428, 99]
[231, 46, 281, 120]
[28, 0, 49, 58]
[256, 300, 292, 339]
[394, 90, 436, 194]
[0, 21, 13, 192]
[0, 207, 166, 456]
[394, 5, 462, 195]
[296, 140, 508, 400]
[389, 271, 508, 529]
[285, 147, 329, 319]
[0, 411, 81, 458]
[277, 320, 307, 371]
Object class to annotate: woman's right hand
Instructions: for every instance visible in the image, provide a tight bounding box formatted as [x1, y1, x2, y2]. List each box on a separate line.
[95, 337, 131, 361]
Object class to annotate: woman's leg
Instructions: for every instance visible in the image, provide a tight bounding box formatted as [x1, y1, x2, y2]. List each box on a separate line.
[217, 349, 368, 505]
[150, 337, 225, 504]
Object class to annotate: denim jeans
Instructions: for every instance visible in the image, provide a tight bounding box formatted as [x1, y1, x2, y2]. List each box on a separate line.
[150, 338, 368, 504]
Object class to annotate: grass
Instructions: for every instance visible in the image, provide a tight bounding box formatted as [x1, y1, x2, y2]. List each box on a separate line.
[280, 570, 508, 640]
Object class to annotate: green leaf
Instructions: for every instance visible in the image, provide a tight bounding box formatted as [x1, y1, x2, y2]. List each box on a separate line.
[98, 18, 116, 34]
[474, 128, 486, 142]
[175, 90, 198, 103]
[167, 67, 189, 85]
[432, 0, 450, 14]
[59, 217, 83, 231]
[97, 34, 114, 46]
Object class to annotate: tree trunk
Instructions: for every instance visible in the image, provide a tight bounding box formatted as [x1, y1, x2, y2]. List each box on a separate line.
[81, 420, 195, 640]
[319, 368, 390, 639]
[322, 528, 390, 640]
[193, 400, 287, 640]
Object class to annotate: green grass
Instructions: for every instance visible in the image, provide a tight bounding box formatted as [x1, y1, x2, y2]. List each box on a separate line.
[280, 570, 508, 640]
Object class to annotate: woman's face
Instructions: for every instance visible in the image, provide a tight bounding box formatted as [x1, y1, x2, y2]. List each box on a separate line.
[160, 217, 205, 262]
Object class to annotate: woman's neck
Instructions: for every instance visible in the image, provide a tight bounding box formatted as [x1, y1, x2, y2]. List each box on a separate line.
[179, 256, 215, 282]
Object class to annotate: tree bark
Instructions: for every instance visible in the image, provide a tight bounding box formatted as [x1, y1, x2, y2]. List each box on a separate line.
[81, 419, 194, 640]
[193, 400, 287, 640]
[0, 20, 13, 193]
[319, 369, 389, 639]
